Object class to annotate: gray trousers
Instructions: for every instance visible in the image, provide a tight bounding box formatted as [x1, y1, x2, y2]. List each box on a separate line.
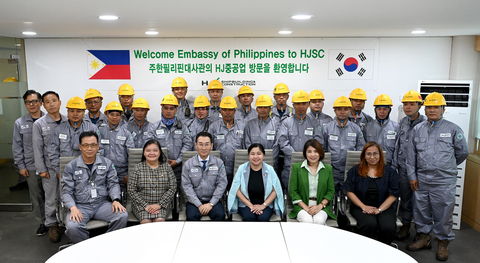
[398, 169, 414, 222]
[413, 183, 456, 241]
[26, 169, 45, 225]
[65, 201, 128, 244]
[42, 168, 59, 227]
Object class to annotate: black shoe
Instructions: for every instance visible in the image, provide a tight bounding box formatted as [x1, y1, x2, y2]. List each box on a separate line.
[36, 224, 47, 236]
[9, 181, 29, 191]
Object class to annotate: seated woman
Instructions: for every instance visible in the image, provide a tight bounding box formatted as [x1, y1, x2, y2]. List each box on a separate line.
[289, 139, 336, 225]
[342, 141, 399, 244]
[228, 143, 284, 221]
[127, 139, 177, 224]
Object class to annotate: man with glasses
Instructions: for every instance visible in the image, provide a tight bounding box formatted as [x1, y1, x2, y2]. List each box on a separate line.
[62, 131, 127, 244]
[83, 89, 107, 128]
[186, 95, 212, 150]
[12, 90, 46, 236]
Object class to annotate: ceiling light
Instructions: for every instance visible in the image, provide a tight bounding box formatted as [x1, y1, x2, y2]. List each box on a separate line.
[278, 30, 292, 35]
[145, 31, 159, 35]
[99, 15, 119, 20]
[22, 31, 36, 35]
[291, 15, 312, 20]
[411, 30, 426, 34]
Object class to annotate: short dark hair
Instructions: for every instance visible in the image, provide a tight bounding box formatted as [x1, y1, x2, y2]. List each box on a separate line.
[23, 90, 42, 101]
[196, 131, 212, 143]
[248, 143, 265, 155]
[79, 131, 98, 144]
[302, 139, 325, 163]
[141, 139, 166, 163]
[41, 91, 60, 102]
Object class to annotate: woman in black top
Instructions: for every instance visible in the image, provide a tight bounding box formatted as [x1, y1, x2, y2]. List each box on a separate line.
[342, 141, 399, 245]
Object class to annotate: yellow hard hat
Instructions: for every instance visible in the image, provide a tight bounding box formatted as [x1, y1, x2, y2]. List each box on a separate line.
[220, 96, 238, 109]
[66, 96, 86, 110]
[161, 94, 179, 106]
[104, 101, 124, 114]
[292, 90, 310, 103]
[3, 77, 18, 82]
[117, 84, 135, 95]
[333, 96, 353, 108]
[374, 94, 393, 106]
[132, 98, 150, 110]
[255, 94, 273, 107]
[84, 89, 103, 100]
[423, 92, 446, 106]
[238, 86, 254, 96]
[273, 83, 290, 94]
[349, 88, 367, 101]
[194, 95, 211, 108]
[309, 89, 325, 100]
[402, 90, 423, 103]
[172, 77, 188, 88]
[208, 80, 223, 90]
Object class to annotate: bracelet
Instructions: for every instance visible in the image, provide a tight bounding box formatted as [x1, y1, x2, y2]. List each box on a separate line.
[263, 202, 267, 207]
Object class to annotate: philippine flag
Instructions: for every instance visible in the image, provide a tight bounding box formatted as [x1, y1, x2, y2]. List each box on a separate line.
[87, 50, 131, 80]
[328, 49, 374, 80]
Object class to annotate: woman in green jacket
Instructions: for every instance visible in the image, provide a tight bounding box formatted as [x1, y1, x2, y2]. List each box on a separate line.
[289, 139, 336, 224]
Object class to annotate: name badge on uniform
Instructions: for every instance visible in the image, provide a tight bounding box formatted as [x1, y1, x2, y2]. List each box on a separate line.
[100, 123, 108, 127]
[217, 134, 225, 140]
[117, 136, 126, 140]
[236, 130, 243, 134]
[267, 130, 276, 135]
[59, 133, 67, 140]
[267, 135, 275, 141]
[91, 188, 97, 198]
[144, 132, 149, 136]
[440, 133, 451, 138]
[175, 130, 183, 135]
[209, 166, 218, 171]
[74, 170, 83, 175]
[329, 135, 339, 141]
[156, 129, 165, 135]
[348, 133, 357, 137]
[131, 132, 137, 138]
[304, 128, 313, 136]
[101, 139, 109, 144]
[98, 166, 106, 170]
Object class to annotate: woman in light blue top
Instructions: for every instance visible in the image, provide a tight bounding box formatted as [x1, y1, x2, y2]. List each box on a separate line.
[228, 143, 284, 221]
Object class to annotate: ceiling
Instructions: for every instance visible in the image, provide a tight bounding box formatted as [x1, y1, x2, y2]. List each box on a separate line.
[1, 0, 480, 38]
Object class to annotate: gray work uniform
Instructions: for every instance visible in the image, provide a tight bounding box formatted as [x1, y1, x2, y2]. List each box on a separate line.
[278, 114, 324, 190]
[406, 118, 469, 241]
[208, 104, 222, 123]
[234, 106, 258, 124]
[363, 118, 400, 166]
[392, 114, 426, 222]
[48, 120, 99, 175]
[13, 112, 46, 225]
[120, 109, 134, 127]
[322, 118, 366, 187]
[62, 155, 127, 244]
[83, 112, 108, 128]
[244, 117, 280, 169]
[308, 111, 333, 128]
[176, 99, 195, 125]
[208, 119, 245, 182]
[98, 124, 135, 184]
[186, 117, 212, 151]
[126, 119, 154, 148]
[32, 113, 67, 227]
[270, 105, 294, 123]
[145, 119, 194, 182]
[348, 111, 373, 132]
[182, 154, 227, 207]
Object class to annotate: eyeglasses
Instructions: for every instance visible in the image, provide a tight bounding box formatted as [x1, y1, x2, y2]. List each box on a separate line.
[196, 143, 211, 148]
[80, 143, 99, 149]
[86, 100, 100, 105]
[366, 152, 379, 158]
[24, 100, 40, 105]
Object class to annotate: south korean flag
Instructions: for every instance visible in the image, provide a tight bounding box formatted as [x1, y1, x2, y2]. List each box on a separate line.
[328, 49, 374, 80]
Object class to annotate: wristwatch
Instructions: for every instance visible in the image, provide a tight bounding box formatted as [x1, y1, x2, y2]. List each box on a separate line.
[378, 208, 382, 213]
[209, 202, 214, 206]
[263, 202, 267, 207]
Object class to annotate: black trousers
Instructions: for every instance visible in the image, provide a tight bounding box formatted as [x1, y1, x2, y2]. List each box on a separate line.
[350, 204, 396, 245]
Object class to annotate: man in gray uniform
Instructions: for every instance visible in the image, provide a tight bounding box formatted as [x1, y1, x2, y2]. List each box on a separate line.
[171, 77, 194, 124]
[146, 94, 193, 186]
[322, 96, 366, 191]
[83, 89, 107, 128]
[363, 94, 400, 166]
[182, 131, 227, 221]
[33, 91, 67, 243]
[348, 88, 373, 131]
[392, 90, 426, 241]
[99, 101, 135, 187]
[308, 89, 333, 128]
[186, 95, 212, 151]
[207, 79, 223, 123]
[62, 131, 127, 244]
[406, 92, 469, 261]
[208, 96, 245, 189]
[117, 83, 135, 126]
[49, 96, 99, 179]
[278, 90, 324, 191]
[13, 90, 46, 236]
[234, 85, 258, 124]
[270, 83, 294, 123]
[126, 98, 153, 148]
